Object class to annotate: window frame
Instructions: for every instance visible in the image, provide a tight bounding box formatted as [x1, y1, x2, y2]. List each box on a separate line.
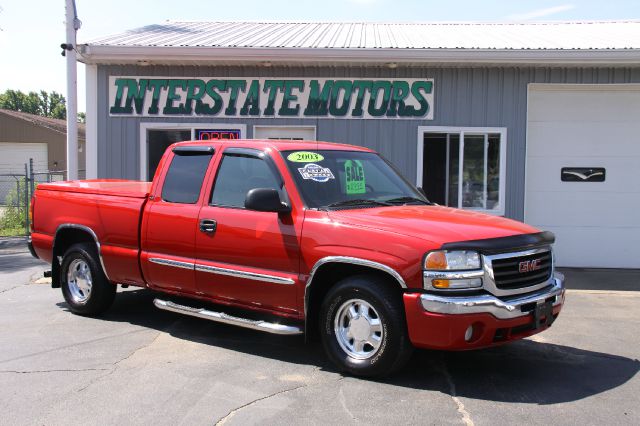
[253, 125, 317, 140]
[417, 126, 507, 216]
[139, 122, 247, 180]
[208, 147, 289, 210]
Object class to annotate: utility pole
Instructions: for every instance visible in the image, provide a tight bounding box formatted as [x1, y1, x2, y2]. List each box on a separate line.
[64, 0, 81, 180]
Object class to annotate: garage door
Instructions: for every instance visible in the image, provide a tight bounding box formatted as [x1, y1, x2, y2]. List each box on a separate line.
[0, 142, 48, 174]
[525, 84, 640, 268]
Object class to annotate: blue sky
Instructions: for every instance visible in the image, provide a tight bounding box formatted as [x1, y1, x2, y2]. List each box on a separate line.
[1, 0, 639, 112]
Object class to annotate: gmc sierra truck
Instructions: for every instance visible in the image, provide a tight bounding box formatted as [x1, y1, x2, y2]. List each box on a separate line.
[29, 140, 565, 377]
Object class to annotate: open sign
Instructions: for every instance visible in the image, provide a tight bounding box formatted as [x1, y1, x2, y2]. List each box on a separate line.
[196, 129, 241, 140]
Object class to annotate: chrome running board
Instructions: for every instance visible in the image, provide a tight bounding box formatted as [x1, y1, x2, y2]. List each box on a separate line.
[153, 299, 303, 336]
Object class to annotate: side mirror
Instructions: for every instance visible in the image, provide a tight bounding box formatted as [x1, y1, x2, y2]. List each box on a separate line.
[245, 188, 291, 213]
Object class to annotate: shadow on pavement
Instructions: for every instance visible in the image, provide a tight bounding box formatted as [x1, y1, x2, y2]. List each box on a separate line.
[57, 288, 639, 405]
[559, 267, 640, 292]
[0, 252, 48, 273]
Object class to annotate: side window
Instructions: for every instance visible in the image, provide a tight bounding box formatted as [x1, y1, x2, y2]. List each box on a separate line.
[211, 155, 281, 208]
[161, 152, 213, 204]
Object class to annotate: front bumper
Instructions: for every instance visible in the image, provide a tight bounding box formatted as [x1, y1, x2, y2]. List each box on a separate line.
[404, 273, 565, 350]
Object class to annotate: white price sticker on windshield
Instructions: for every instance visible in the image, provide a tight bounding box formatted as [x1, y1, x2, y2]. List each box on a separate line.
[298, 163, 335, 182]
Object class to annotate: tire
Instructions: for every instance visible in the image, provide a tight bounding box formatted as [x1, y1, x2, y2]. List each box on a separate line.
[60, 243, 116, 316]
[319, 274, 413, 377]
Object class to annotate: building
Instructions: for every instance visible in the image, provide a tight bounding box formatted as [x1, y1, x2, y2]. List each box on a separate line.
[77, 21, 640, 268]
[0, 108, 86, 175]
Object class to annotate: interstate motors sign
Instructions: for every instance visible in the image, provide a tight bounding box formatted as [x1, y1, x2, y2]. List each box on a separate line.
[108, 77, 434, 119]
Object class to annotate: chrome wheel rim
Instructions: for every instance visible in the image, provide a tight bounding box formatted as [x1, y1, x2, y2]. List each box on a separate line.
[334, 298, 384, 360]
[67, 259, 92, 304]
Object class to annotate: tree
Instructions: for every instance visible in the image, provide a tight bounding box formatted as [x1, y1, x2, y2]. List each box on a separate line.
[0, 89, 74, 120]
[39, 90, 66, 118]
[0, 90, 40, 115]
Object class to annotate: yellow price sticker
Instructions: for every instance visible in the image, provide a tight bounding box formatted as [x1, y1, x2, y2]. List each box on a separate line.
[287, 151, 325, 163]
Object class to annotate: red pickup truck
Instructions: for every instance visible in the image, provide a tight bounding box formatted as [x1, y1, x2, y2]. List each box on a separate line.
[29, 140, 564, 377]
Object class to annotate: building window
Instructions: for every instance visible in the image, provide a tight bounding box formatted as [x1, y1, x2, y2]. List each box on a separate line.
[253, 126, 316, 140]
[140, 123, 246, 181]
[418, 127, 507, 215]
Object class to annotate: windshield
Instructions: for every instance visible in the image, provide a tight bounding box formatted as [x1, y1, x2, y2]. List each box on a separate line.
[282, 150, 430, 209]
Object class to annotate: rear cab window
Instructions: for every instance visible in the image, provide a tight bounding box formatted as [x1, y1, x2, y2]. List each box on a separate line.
[161, 147, 214, 204]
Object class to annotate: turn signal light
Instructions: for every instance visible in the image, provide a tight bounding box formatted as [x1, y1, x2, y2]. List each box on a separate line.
[424, 250, 481, 270]
[425, 252, 447, 269]
[432, 279, 450, 288]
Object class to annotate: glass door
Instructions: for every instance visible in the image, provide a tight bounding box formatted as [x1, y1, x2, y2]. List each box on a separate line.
[146, 129, 191, 180]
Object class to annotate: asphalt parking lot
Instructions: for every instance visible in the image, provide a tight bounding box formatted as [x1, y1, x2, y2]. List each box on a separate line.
[1, 238, 638, 425]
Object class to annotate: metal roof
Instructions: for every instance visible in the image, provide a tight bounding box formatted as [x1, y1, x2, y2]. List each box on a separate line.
[79, 21, 640, 66]
[86, 21, 640, 50]
[0, 109, 86, 139]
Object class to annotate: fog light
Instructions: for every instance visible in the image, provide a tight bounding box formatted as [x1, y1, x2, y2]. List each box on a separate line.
[464, 325, 474, 342]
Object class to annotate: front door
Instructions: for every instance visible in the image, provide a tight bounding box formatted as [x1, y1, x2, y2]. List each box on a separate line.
[195, 148, 302, 315]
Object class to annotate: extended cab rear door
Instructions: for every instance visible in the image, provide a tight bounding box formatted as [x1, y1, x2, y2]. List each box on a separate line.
[194, 147, 302, 316]
[140, 146, 216, 294]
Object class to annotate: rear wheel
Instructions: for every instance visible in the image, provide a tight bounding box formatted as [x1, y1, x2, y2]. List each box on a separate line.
[319, 275, 413, 377]
[60, 243, 115, 315]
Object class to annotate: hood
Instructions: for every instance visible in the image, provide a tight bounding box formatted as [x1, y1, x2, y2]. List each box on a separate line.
[327, 205, 539, 247]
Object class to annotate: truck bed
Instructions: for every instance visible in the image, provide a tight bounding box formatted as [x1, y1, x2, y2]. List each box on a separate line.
[31, 179, 151, 287]
[36, 179, 151, 198]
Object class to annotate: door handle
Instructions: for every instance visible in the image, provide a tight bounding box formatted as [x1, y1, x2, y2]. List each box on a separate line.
[199, 219, 217, 234]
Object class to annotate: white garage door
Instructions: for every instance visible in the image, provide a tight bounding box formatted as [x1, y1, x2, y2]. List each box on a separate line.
[525, 84, 640, 268]
[0, 143, 48, 173]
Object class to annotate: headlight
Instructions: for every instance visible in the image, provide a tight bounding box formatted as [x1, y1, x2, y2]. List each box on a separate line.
[424, 250, 480, 270]
[424, 250, 482, 290]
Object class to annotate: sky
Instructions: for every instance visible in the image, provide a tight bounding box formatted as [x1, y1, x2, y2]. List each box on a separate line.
[0, 0, 639, 112]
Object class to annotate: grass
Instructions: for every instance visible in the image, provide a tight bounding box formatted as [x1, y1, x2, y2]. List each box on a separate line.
[0, 226, 26, 237]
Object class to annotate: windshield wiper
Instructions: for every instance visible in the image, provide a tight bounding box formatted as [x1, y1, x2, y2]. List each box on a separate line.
[383, 196, 430, 205]
[324, 199, 392, 209]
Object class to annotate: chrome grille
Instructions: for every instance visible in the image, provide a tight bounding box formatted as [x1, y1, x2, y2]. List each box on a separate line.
[490, 250, 552, 290]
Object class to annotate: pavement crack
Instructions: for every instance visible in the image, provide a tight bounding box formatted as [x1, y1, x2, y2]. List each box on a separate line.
[76, 330, 164, 394]
[437, 358, 474, 426]
[0, 328, 150, 365]
[113, 331, 163, 367]
[0, 285, 22, 294]
[338, 382, 356, 421]
[73, 317, 182, 395]
[0, 368, 110, 374]
[214, 384, 308, 425]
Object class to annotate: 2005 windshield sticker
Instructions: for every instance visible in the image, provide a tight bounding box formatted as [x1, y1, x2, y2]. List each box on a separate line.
[298, 163, 335, 183]
[344, 160, 366, 194]
[287, 151, 325, 163]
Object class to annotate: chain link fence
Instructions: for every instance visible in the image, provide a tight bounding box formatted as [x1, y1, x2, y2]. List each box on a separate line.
[0, 159, 85, 237]
[0, 170, 30, 237]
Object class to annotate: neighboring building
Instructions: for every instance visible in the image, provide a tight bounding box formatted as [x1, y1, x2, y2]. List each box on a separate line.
[0, 109, 86, 175]
[77, 21, 640, 268]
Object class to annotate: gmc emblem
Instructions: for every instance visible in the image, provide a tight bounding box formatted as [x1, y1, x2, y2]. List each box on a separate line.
[519, 259, 542, 273]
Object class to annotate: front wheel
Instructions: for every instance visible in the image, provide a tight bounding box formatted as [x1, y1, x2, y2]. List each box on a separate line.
[60, 243, 116, 316]
[319, 275, 413, 377]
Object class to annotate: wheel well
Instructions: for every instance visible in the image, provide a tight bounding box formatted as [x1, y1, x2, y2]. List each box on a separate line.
[51, 228, 99, 288]
[305, 263, 403, 339]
